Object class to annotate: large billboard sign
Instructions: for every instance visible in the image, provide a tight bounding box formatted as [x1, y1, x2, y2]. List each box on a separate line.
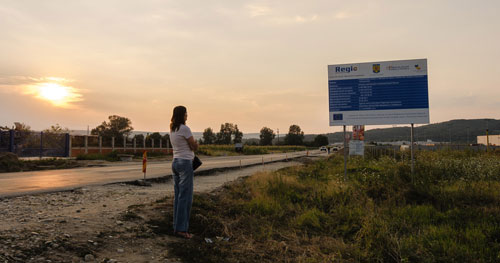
[328, 59, 429, 126]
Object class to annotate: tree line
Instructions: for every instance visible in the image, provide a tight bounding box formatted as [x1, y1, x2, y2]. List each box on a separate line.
[90, 115, 329, 147]
[3, 115, 331, 147]
[202, 123, 329, 147]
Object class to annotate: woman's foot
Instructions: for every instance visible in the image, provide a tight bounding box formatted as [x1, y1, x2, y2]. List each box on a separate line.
[175, 231, 193, 239]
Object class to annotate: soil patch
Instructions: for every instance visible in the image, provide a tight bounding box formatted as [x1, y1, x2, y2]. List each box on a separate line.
[0, 161, 303, 262]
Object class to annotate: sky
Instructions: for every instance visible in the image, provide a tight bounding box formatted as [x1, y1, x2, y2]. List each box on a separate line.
[0, 0, 499, 134]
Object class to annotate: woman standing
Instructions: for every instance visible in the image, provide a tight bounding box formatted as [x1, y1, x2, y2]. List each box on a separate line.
[170, 105, 198, 239]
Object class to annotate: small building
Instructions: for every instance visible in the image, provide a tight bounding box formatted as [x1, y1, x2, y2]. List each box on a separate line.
[477, 135, 500, 146]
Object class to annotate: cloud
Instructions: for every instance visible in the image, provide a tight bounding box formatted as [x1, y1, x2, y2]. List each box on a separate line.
[246, 4, 272, 17]
[294, 14, 318, 23]
[245, 3, 320, 26]
[0, 76, 83, 108]
[260, 14, 321, 25]
[333, 11, 352, 20]
[0, 76, 40, 86]
[0, 76, 74, 86]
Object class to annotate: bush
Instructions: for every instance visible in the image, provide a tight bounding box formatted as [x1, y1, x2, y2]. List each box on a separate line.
[162, 150, 500, 262]
[197, 145, 307, 156]
[76, 151, 120, 162]
[0, 154, 81, 172]
[0, 152, 21, 172]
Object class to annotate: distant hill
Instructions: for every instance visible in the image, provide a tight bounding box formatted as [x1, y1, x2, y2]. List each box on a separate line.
[305, 119, 500, 144]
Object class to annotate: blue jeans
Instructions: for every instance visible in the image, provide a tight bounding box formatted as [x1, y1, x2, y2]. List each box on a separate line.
[172, 158, 194, 232]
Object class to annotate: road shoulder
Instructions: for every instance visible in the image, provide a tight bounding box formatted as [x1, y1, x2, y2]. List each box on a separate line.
[0, 161, 303, 262]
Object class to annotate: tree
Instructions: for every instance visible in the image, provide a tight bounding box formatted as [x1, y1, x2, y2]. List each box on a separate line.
[216, 123, 234, 144]
[202, 127, 216, 144]
[43, 124, 69, 134]
[259, 127, 275, 146]
[314, 135, 329, 147]
[13, 122, 31, 132]
[284, 124, 304, 145]
[214, 123, 244, 144]
[134, 134, 145, 145]
[41, 124, 70, 149]
[146, 132, 162, 147]
[162, 133, 171, 148]
[233, 125, 243, 144]
[245, 139, 259, 146]
[91, 115, 133, 139]
[0, 123, 30, 131]
[147, 132, 162, 141]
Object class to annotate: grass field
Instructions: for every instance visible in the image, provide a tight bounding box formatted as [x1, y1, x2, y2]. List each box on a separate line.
[74, 145, 308, 161]
[197, 145, 308, 156]
[157, 150, 500, 262]
[75, 150, 168, 162]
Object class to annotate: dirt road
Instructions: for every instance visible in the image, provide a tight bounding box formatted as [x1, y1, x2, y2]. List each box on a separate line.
[0, 161, 302, 263]
[0, 151, 315, 198]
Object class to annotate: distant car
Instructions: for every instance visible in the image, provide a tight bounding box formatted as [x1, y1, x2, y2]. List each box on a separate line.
[320, 146, 327, 152]
[234, 143, 244, 152]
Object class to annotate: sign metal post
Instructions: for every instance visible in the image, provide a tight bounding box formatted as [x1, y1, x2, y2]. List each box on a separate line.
[343, 125, 347, 181]
[411, 123, 415, 179]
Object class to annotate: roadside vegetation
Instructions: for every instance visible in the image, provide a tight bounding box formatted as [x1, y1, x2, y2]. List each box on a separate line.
[73, 145, 309, 161]
[75, 150, 168, 162]
[0, 153, 81, 173]
[197, 145, 308, 156]
[149, 150, 500, 262]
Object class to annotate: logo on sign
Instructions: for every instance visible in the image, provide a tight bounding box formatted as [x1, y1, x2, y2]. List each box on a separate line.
[335, 66, 358, 73]
[372, 64, 380, 73]
[386, 65, 410, 71]
[414, 64, 421, 70]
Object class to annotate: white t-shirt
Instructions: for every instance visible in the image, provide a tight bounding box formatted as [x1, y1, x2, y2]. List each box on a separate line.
[170, 124, 195, 160]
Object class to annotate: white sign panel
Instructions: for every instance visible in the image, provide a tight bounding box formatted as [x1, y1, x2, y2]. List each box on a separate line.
[328, 59, 430, 126]
[349, 141, 364, 156]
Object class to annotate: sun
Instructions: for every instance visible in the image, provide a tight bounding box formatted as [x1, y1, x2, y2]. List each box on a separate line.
[38, 83, 71, 102]
[26, 80, 82, 107]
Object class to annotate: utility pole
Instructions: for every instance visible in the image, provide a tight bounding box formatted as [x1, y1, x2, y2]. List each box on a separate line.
[486, 128, 490, 152]
[486, 120, 490, 152]
[277, 128, 279, 144]
[467, 126, 470, 145]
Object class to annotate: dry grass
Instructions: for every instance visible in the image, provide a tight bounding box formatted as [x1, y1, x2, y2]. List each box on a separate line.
[136, 150, 500, 262]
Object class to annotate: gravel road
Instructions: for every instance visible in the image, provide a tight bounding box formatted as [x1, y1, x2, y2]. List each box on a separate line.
[0, 161, 302, 263]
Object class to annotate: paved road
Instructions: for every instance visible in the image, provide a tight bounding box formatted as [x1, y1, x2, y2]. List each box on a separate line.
[0, 151, 322, 198]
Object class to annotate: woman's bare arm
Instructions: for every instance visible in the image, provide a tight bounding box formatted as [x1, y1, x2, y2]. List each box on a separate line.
[187, 136, 199, 151]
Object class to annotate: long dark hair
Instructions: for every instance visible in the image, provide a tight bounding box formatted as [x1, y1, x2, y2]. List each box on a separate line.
[170, 105, 186, 132]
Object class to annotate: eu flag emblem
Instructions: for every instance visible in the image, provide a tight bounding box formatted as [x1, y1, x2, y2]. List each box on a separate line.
[372, 64, 380, 73]
[333, 114, 343, 120]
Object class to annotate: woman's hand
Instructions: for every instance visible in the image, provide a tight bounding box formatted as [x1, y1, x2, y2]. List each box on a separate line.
[187, 136, 199, 151]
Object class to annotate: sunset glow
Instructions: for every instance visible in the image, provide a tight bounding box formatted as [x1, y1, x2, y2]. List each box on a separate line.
[0, 1, 498, 132]
[26, 81, 81, 107]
